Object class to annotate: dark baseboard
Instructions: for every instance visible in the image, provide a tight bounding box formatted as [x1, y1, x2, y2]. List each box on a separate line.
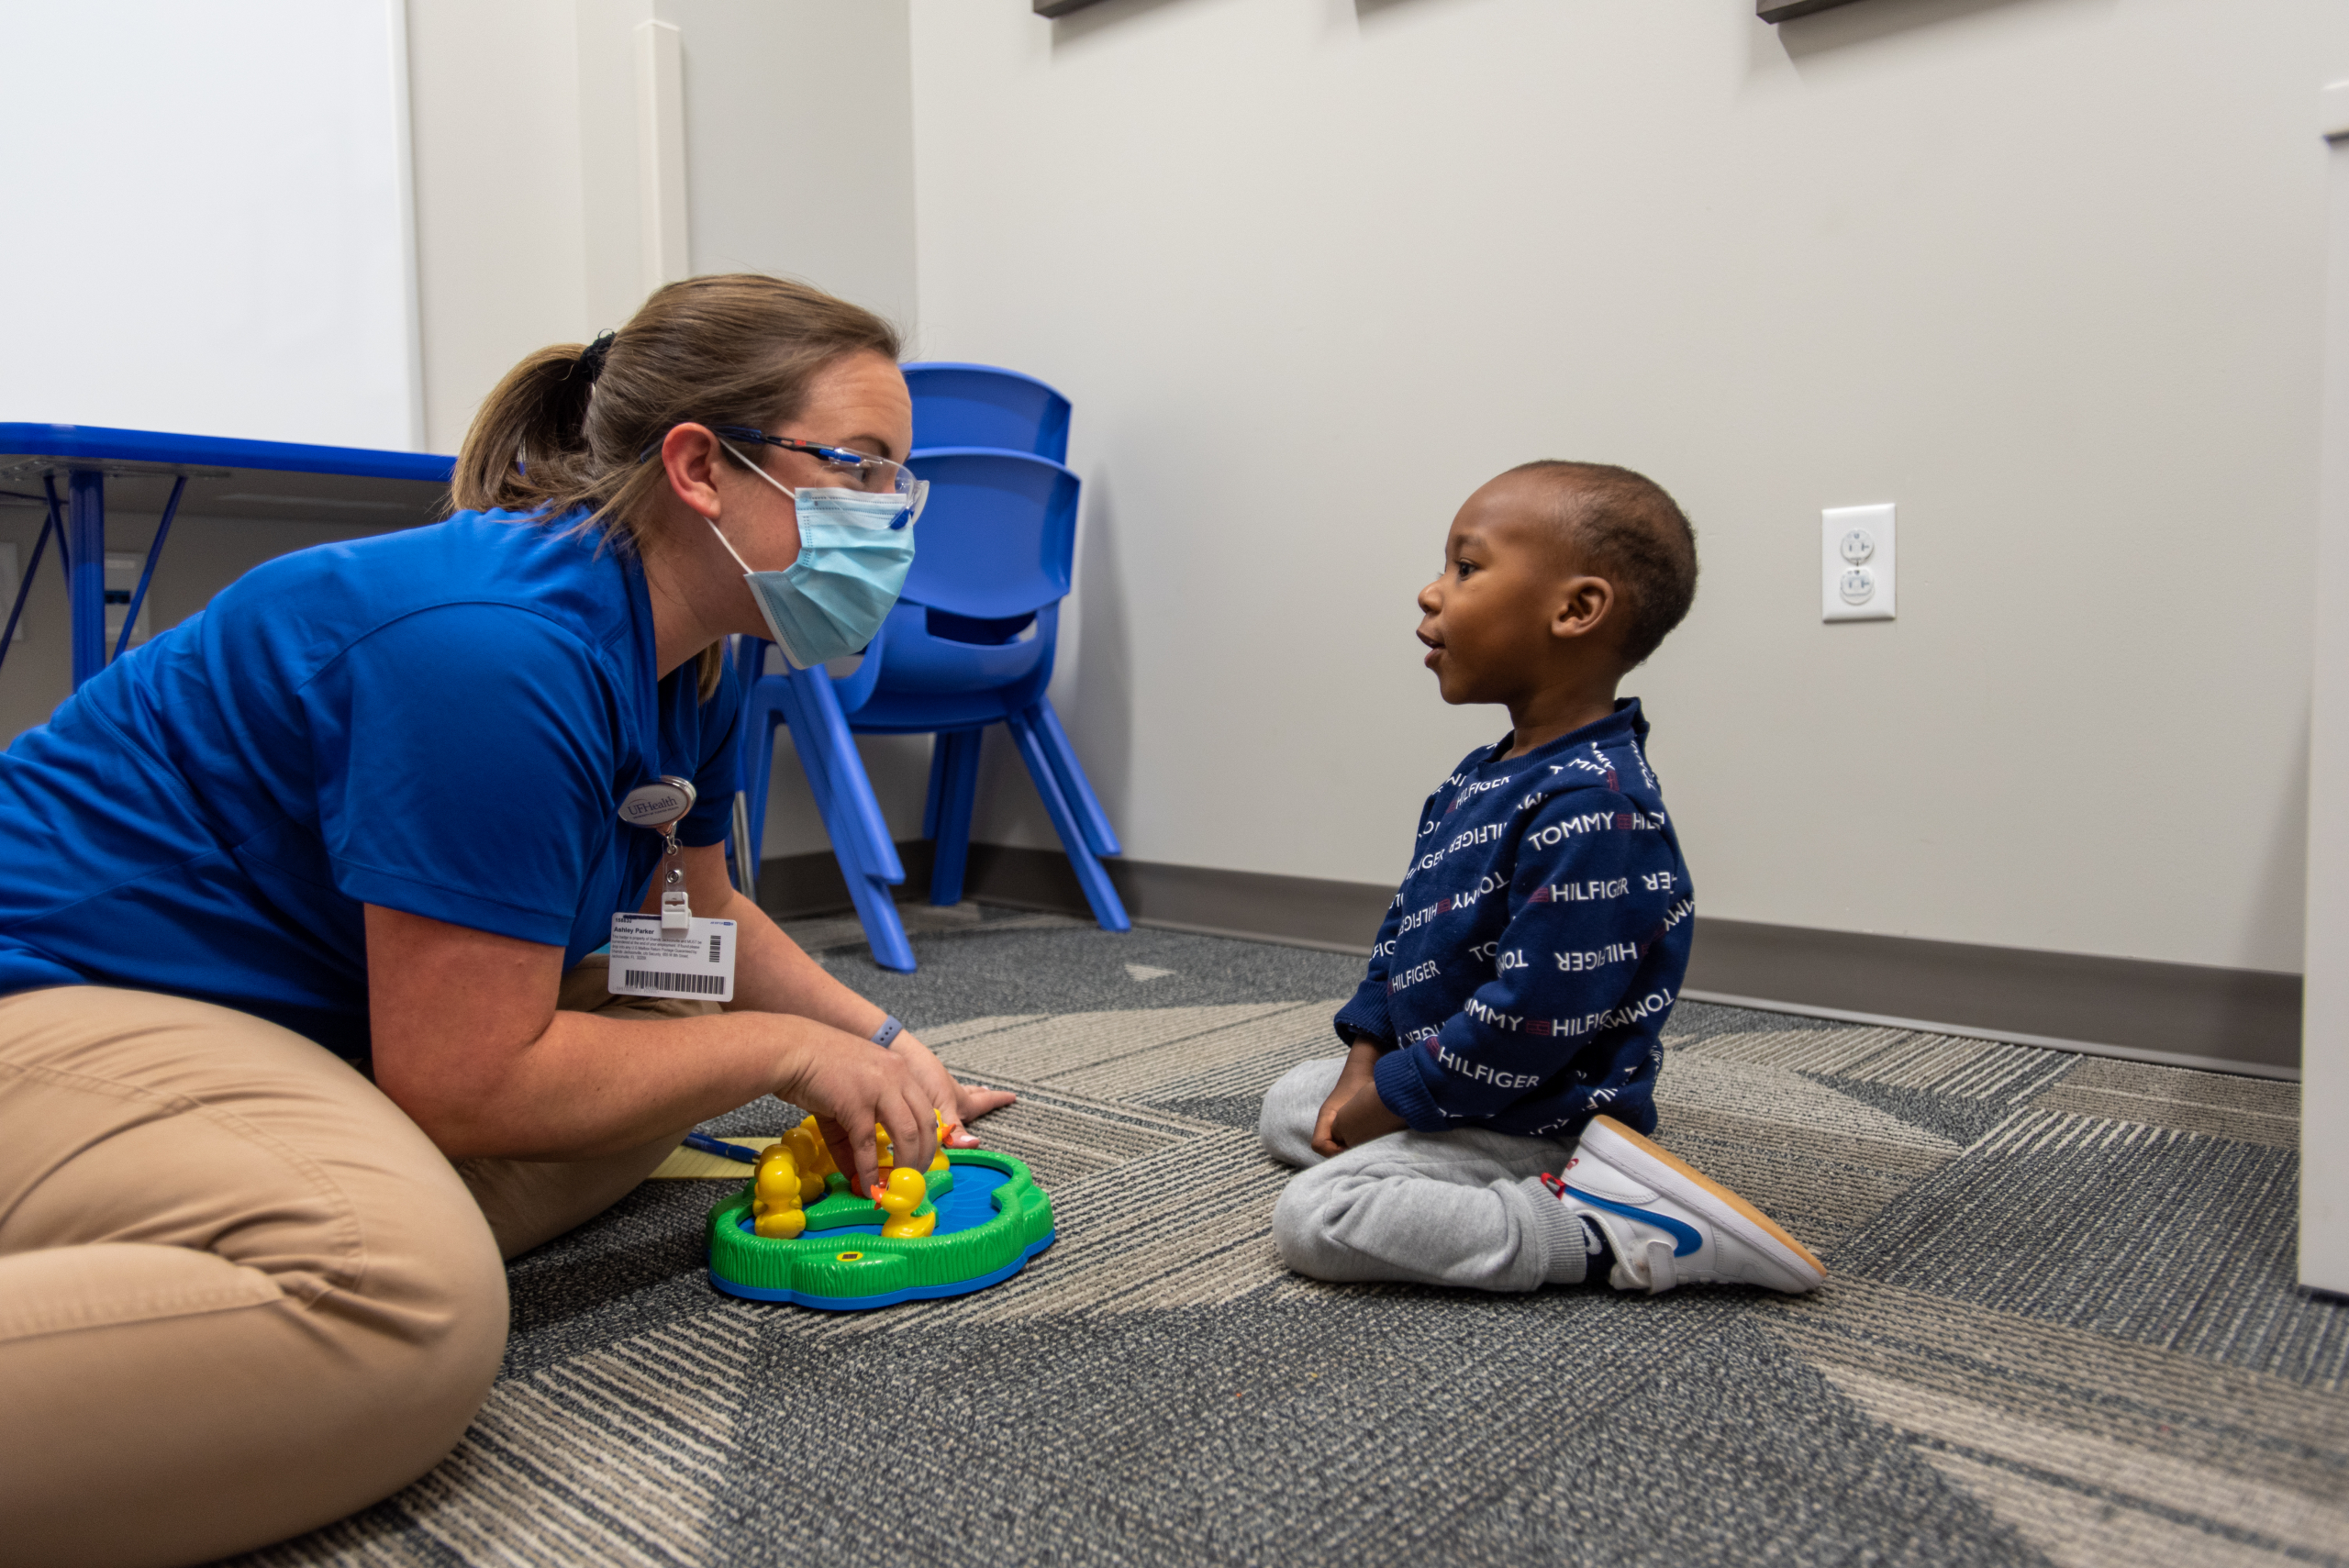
[965, 844, 1395, 952]
[758, 843, 2300, 1078]
[755, 842, 933, 920]
[757, 840, 1390, 951]
[1684, 917, 2300, 1080]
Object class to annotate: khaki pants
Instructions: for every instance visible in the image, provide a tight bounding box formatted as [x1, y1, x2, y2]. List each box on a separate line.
[0, 958, 713, 1568]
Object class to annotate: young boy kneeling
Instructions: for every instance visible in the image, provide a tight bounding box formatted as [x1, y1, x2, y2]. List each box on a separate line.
[1260, 462, 1824, 1296]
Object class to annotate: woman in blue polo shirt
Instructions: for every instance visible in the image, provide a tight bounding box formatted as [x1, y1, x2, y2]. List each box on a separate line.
[0, 274, 1009, 1568]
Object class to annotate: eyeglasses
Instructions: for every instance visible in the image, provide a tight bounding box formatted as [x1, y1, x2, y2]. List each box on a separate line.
[637, 424, 929, 525]
[707, 425, 927, 525]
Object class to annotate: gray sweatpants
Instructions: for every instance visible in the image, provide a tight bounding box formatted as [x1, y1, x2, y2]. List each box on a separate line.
[1260, 1057, 1593, 1291]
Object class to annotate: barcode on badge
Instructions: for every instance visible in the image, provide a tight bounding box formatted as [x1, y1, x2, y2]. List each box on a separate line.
[607, 912, 735, 1003]
[623, 969, 728, 996]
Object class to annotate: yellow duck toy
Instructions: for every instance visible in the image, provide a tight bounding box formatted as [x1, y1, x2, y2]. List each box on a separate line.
[780, 1117, 835, 1204]
[866, 1112, 953, 1181]
[755, 1110, 958, 1239]
[751, 1143, 807, 1239]
[874, 1164, 936, 1239]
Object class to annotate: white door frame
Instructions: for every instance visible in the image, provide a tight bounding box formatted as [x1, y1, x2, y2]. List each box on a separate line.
[2302, 83, 2349, 1294]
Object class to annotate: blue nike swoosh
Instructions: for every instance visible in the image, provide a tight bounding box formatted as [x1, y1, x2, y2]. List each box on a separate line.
[1565, 1186, 1702, 1257]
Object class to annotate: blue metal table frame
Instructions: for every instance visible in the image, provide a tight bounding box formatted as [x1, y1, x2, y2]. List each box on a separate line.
[0, 423, 453, 689]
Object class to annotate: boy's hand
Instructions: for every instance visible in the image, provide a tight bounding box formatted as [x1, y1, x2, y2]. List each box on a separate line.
[1312, 1040, 1386, 1157]
[1308, 1037, 1414, 1151]
[1331, 1083, 1408, 1150]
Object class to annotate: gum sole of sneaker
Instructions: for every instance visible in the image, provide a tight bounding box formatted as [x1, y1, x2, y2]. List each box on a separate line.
[1581, 1116, 1828, 1282]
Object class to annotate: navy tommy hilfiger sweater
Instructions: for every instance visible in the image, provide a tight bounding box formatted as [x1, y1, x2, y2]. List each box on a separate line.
[1336, 700, 1695, 1140]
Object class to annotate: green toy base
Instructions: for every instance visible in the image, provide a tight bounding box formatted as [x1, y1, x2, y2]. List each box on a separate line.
[707, 1149, 1053, 1311]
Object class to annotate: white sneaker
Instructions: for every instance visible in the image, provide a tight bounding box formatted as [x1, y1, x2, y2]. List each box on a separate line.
[1544, 1116, 1827, 1296]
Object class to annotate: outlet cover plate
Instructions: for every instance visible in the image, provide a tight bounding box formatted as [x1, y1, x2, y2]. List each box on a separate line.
[1822, 504, 1895, 622]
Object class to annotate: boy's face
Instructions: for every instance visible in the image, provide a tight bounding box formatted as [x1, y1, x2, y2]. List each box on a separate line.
[1416, 475, 1600, 707]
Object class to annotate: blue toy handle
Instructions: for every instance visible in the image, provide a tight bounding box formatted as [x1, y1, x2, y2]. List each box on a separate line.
[684, 1131, 762, 1164]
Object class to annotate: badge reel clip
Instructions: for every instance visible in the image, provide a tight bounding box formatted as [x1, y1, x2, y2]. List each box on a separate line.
[620, 774, 698, 929]
[656, 814, 694, 933]
[609, 775, 739, 1002]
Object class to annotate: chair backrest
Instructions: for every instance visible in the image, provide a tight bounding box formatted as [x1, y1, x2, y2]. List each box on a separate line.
[904, 362, 1072, 464]
[901, 448, 1079, 621]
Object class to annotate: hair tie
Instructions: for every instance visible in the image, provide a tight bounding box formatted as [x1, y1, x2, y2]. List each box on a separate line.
[575, 329, 616, 383]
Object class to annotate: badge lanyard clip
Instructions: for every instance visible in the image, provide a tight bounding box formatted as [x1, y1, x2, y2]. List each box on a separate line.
[618, 775, 700, 936]
[658, 822, 691, 932]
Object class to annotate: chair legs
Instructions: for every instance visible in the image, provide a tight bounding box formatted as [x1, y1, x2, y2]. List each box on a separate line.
[925, 728, 985, 907]
[742, 686, 786, 877]
[792, 672, 906, 884]
[769, 670, 916, 973]
[1005, 704, 1130, 932]
[740, 669, 1131, 965]
[1031, 697, 1120, 858]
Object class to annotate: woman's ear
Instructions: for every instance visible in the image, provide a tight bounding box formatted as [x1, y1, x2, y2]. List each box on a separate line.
[1553, 574, 1614, 640]
[659, 423, 727, 520]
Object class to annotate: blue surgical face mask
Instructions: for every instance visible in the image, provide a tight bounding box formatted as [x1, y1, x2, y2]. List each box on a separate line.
[708, 439, 918, 670]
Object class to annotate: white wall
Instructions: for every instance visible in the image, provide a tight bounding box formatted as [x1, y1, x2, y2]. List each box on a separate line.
[0, 1, 420, 450]
[30, 0, 2332, 973]
[406, 0, 919, 861]
[407, 0, 594, 456]
[2299, 87, 2349, 1291]
[409, 0, 916, 452]
[907, 0, 2349, 973]
[661, 0, 918, 339]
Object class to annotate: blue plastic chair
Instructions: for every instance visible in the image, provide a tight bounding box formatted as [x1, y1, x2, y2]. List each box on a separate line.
[740, 435, 1129, 970]
[900, 362, 1071, 463]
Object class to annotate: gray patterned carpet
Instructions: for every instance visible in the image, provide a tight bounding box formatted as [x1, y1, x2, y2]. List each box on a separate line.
[231, 906, 2347, 1567]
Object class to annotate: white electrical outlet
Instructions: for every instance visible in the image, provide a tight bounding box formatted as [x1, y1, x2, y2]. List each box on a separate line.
[1822, 504, 1895, 622]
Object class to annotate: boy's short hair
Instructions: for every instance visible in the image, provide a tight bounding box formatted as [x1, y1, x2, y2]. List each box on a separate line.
[1508, 461, 1698, 669]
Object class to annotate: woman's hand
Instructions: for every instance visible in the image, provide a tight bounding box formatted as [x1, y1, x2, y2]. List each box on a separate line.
[664, 843, 1014, 1156]
[890, 1032, 1017, 1147]
[776, 1029, 938, 1197]
[800, 1033, 1011, 1191]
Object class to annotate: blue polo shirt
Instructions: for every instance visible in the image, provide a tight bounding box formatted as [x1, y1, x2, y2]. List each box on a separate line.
[0, 508, 742, 1059]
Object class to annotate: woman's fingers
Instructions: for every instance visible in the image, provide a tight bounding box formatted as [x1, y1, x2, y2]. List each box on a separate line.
[818, 1113, 880, 1197]
[879, 1087, 934, 1176]
[957, 1084, 1019, 1118]
[945, 1084, 1015, 1145]
[791, 1034, 929, 1195]
[884, 1034, 996, 1153]
[787, 1027, 987, 1181]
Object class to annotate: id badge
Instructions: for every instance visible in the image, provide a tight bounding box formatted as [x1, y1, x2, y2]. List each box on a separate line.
[608, 912, 738, 1003]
